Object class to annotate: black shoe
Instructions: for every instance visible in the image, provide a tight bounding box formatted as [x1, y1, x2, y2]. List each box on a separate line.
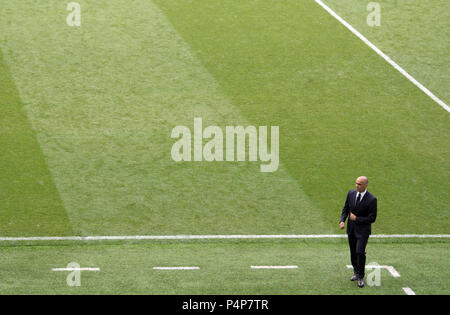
[350, 274, 358, 281]
[357, 278, 365, 288]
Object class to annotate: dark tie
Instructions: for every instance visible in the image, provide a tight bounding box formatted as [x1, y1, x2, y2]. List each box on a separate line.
[356, 193, 361, 206]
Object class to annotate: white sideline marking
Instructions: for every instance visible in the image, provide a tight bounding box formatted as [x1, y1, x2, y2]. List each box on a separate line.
[346, 265, 400, 277]
[0, 234, 449, 241]
[251, 265, 298, 269]
[315, 0, 450, 113]
[153, 267, 200, 270]
[402, 287, 416, 295]
[52, 268, 100, 271]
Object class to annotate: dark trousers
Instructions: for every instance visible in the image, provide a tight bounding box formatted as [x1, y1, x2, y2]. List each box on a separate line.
[348, 232, 369, 279]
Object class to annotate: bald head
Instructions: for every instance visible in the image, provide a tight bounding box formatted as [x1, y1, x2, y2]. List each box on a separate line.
[355, 176, 368, 192]
[358, 176, 368, 184]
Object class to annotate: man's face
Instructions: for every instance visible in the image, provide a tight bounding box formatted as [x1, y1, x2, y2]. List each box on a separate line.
[355, 177, 368, 193]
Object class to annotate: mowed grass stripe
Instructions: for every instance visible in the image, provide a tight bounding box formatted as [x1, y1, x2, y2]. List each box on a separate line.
[0, 49, 73, 236]
[0, 0, 326, 236]
[154, 0, 450, 234]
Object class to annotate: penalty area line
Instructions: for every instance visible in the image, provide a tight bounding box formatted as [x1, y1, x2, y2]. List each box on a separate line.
[314, 0, 449, 113]
[0, 234, 449, 241]
[153, 267, 200, 270]
[251, 265, 298, 269]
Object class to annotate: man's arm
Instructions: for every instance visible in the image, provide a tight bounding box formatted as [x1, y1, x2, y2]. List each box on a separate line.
[355, 198, 377, 224]
[340, 192, 351, 223]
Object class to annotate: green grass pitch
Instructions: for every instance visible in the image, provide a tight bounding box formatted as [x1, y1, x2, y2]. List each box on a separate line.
[0, 0, 448, 294]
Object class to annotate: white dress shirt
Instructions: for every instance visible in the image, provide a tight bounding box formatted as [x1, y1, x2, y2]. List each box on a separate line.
[356, 190, 367, 202]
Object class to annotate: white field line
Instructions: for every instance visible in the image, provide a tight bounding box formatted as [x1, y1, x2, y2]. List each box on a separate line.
[251, 265, 298, 269]
[0, 234, 449, 241]
[402, 287, 416, 295]
[52, 268, 100, 271]
[153, 267, 200, 270]
[315, 0, 450, 113]
[346, 265, 400, 277]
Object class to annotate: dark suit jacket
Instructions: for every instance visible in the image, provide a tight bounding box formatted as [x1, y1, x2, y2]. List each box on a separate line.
[340, 189, 377, 238]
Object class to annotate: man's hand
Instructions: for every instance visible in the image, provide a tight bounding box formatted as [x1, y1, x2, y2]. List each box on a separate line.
[339, 221, 345, 229]
[350, 213, 357, 221]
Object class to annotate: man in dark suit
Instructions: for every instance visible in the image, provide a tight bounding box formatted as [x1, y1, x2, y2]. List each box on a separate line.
[339, 176, 377, 288]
